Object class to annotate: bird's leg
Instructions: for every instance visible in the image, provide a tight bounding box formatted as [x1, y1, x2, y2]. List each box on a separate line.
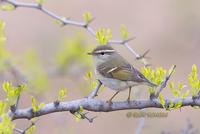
[107, 91, 120, 103]
[127, 87, 132, 101]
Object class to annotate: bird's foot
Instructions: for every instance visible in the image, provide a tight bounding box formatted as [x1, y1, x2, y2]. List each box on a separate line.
[127, 97, 131, 102]
[106, 99, 113, 104]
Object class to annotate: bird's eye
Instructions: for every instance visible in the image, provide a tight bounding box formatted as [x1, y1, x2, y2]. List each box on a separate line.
[101, 52, 105, 55]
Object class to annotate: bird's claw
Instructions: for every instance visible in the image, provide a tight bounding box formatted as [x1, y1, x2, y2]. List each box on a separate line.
[106, 100, 113, 104]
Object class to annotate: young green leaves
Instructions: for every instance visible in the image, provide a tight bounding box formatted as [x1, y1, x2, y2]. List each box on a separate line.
[0, 101, 6, 116]
[158, 93, 165, 108]
[0, 4, 15, 11]
[25, 125, 36, 134]
[36, 0, 45, 5]
[74, 106, 84, 122]
[83, 12, 92, 24]
[31, 96, 45, 113]
[85, 71, 98, 92]
[141, 67, 167, 85]
[169, 82, 190, 99]
[96, 28, 112, 45]
[188, 64, 200, 97]
[2, 82, 25, 106]
[167, 82, 190, 110]
[54, 17, 67, 26]
[58, 88, 67, 101]
[0, 114, 14, 134]
[120, 25, 129, 40]
[141, 66, 167, 94]
[0, 101, 14, 134]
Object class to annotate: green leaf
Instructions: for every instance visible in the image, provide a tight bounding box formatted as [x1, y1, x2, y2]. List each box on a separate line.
[79, 106, 84, 113]
[174, 101, 182, 109]
[181, 90, 190, 99]
[169, 82, 174, 90]
[141, 66, 168, 86]
[0, 101, 6, 116]
[31, 96, 45, 112]
[197, 80, 200, 89]
[1, 4, 15, 11]
[178, 83, 184, 90]
[0, 114, 14, 134]
[25, 125, 36, 134]
[188, 64, 200, 97]
[2, 82, 25, 106]
[148, 87, 155, 94]
[141, 67, 151, 78]
[192, 64, 197, 73]
[192, 88, 199, 96]
[172, 89, 180, 98]
[36, 0, 45, 5]
[53, 17, 66, 26]
[120, 24, 129, 40]
[58, 88, 67, 101]
[73, 106, 84, 122]
[38, 103, 45, 110]
[85, 71, 99, 92]
[86, 71, 93, 79]
[31, 96, 37, 112]
[2, 82, 12, 93]
[96, 28, 112, 45]
[158, 93, 165, 108]
[83, 12, 92, 23]
[74, 113, 82, 122]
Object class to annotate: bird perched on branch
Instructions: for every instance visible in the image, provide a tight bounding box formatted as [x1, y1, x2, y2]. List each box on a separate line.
[88, 45, 156, 103]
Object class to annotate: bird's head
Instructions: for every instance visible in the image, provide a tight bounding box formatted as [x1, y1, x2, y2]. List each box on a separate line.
[88, 45, 116, 65]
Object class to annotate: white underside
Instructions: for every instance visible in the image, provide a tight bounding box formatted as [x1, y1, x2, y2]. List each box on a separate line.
[96, 71, 140, 91]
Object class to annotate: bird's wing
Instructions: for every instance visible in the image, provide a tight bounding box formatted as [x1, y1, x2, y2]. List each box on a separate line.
[97, 59, 149, 83]
[111, 65, 149, 83]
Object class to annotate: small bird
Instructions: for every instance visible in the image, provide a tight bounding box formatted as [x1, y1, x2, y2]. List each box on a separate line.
[88, 45, 156, 103]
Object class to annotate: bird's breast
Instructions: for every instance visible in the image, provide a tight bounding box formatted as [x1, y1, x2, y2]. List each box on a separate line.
[96, 71, 138, 91]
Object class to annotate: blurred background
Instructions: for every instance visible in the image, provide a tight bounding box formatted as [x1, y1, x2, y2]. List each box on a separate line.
[0, 0, 200, 133]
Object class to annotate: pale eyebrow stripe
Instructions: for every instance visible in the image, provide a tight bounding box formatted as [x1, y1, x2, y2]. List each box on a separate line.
[94, 49, 115, 53]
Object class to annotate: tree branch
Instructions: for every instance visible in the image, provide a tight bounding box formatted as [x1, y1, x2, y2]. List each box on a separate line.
[11, 96, 200, 120]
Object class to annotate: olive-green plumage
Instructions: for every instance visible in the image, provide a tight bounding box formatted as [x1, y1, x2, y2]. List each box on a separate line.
[88, 45, 156, 102]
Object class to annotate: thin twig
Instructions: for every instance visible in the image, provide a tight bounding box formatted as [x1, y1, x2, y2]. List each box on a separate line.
[1, 0, 149, 65]
[14, 120, 37, 134]
[88, 80, 102, 99]
[14, 128, 23, 134]
[155, 65, 176, 98]
[76, 111, 97, 123]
